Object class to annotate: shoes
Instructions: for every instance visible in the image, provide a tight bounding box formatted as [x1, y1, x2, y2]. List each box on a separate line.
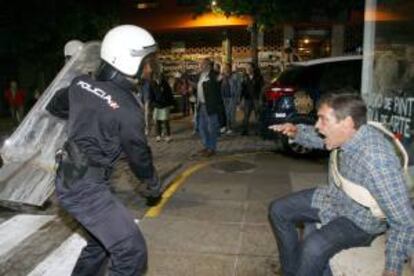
[156, 136, 172, 142]
[220, 127, 226, 134]
[197, 148, 216, 157]
[226, 129, 233, 135]
[198, 148, 209, 156]
[204, 149, 216, 157]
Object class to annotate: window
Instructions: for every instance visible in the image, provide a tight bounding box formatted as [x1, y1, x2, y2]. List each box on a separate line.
[318, 60, 362, 93]
[278, 64, 323, 88]
[278, 66, 305, 86]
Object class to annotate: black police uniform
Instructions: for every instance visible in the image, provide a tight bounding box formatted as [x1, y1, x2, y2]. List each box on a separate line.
[47, 73, 161, 276]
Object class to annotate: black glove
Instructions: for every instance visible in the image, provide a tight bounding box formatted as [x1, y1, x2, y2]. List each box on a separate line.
[145, 195, 162, 207]
[140, 187, 162, 207]
[141, 173, 162, 206]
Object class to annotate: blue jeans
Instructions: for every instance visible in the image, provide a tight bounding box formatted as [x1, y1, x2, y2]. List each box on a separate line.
[223, 97, 236, 130]
[268, 189, 375, 276]
[192, 108, 198, 133]
[198, 104, 219, 151]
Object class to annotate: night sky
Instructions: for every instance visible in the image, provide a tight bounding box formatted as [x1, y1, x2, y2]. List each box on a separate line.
[0, 0, 121, 94]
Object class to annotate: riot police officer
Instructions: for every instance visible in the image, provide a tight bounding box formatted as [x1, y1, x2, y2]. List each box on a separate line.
[47, 25, 161, 276]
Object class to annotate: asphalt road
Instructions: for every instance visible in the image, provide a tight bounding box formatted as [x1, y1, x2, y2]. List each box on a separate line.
[0, 151, 328, 276]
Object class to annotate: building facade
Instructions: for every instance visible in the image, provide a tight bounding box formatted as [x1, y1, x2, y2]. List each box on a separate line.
[121, 0, 363, 77]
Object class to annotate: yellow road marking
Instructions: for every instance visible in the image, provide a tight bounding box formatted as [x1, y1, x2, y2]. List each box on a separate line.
[144, 161, 209, 218]
[144, 151, 263, 218]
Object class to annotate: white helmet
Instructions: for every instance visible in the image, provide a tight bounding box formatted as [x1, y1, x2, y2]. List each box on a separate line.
[64, 40, 84, 58]
[100, 25, 157, 77]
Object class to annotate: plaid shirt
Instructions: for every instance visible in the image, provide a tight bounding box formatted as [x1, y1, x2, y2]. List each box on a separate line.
[294, 124, 414, 274]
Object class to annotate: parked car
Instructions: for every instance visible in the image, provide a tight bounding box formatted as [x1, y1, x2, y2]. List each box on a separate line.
[260, 55, 363, 155]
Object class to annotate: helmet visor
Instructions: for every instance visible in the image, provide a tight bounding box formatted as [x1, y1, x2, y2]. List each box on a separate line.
[130, 44, 158, 58]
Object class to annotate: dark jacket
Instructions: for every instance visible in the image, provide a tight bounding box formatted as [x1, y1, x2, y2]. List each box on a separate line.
[198, 70, 224, 116]
[149, 78, 175, 109]
[220, 74, 232, 98]
[46, 74, 157, 184]
[241, 73, 264, 101]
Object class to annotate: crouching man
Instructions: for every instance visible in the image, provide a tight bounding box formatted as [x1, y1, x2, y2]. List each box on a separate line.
[268, 93, 414, 276]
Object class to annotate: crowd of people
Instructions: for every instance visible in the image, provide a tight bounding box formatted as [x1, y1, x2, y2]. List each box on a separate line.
[2, 43, 290, 137]
[136, 55, 275, 157]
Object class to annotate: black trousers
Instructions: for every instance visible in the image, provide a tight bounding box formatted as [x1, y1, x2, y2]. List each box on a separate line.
[55, 167, 148, 276]
[242, 99, 260, 133]
[156, 120, 170, 136]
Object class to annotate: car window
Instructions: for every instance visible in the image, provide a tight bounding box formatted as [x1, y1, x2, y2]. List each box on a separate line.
[318, 60, 362, 93]
[278, 65, 322, 88]
[277, 66, 304, 85]
[300, 64, 324, 88]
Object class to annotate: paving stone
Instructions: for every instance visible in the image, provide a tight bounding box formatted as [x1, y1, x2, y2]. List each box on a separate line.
[239, 223, 278, 257]
[235, 255, 281, 276]
[147, 251, 235, 276]
[141, 218, 242, 255]
[161, 197, 245, 223]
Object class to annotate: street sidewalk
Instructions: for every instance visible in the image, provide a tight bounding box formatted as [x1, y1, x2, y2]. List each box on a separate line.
[0, 115, 328, 276]
[110, 115, 278, 213]
[138, 151, 327, 276]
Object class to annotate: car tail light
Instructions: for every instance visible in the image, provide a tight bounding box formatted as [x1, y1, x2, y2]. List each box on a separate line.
[265, 83, 295, 102]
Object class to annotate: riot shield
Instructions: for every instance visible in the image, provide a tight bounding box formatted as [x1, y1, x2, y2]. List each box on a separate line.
[0, 42, 101, 207]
